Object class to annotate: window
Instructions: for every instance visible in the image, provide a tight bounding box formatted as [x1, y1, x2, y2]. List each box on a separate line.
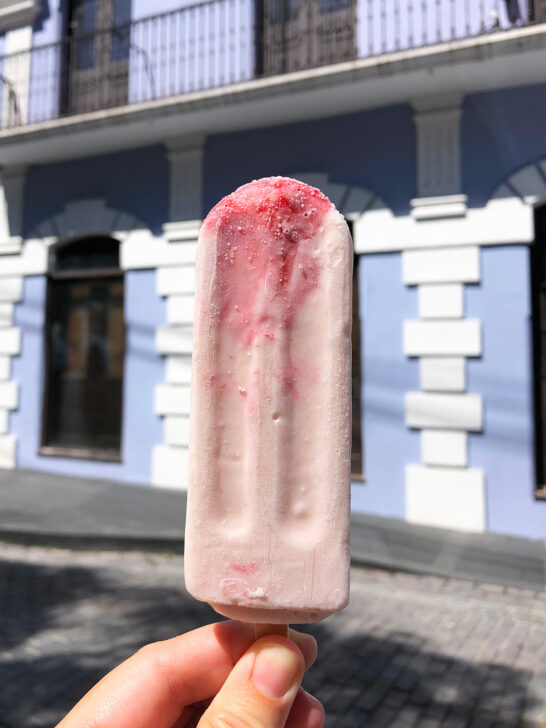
[41, 236, 125, 461]
[349, 222, 364, 479]
[531, 204, 546, 499]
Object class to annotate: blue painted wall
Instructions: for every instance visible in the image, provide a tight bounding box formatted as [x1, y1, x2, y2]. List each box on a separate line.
[467, 245, 545, 539]
[351, 252, 420, 518]
[24, 145, 169, 236]
[204, 105, 416, 216]
[10, 269, 165, 485]
[462, 83, 546, 207]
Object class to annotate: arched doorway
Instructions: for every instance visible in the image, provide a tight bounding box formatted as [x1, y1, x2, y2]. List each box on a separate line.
[40, 235, 125, 461]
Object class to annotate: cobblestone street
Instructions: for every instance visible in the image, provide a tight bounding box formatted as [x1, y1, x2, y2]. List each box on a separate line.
[0, 543, 544, 728]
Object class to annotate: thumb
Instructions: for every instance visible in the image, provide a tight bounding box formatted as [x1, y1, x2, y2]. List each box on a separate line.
[198, 635, 305, 728]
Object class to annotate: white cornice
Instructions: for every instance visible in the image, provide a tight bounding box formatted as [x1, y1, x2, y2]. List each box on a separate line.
[0, 0, 39, 32]
[354, 196, 533, 253]
[0, 24, 544, 165]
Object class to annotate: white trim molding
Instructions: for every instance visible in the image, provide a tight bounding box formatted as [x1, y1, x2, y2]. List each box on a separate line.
[406, 465, 486, 532]
[0, 1, 40, 32]
[9, 198, 169, 474]
[354, 196, 533, 253]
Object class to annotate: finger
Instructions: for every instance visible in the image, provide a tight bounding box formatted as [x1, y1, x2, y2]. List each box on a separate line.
[285, 689, 325, 728]
[198, 635, 305, 728]
[289, 628, 318, 670]
[56, 622, 317, 728]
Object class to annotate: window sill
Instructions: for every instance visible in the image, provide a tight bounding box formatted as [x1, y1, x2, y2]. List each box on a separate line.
[39, 446, 121, 463]
[351, 473, 366, 484]
[534, 488, 546, 501]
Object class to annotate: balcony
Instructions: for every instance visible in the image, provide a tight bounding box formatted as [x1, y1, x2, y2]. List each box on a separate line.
[0, 0, 543, 132]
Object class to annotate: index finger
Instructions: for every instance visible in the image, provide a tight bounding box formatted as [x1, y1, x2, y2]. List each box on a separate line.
[56, 621, 317, 728]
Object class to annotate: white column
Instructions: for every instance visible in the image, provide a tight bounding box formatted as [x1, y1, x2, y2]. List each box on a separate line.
[2, 25, 32, 128]
[152, 135, 204, 489]
[166, 134, 205, 223]
[404, 96, 485, 532]
[411, 94, 467, 220]
[0, 166, 26, 253]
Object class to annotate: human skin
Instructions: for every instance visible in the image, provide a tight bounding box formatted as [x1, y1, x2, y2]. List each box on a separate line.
[56, 620, 325, 728]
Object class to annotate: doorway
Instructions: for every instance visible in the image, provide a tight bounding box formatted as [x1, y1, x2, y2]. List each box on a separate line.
[41, 236, 125, 461]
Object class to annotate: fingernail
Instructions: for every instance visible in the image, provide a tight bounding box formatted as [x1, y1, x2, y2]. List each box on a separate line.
[252, 643, 302, 699]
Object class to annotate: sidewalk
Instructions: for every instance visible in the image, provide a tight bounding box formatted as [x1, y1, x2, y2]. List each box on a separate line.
[0, 468, 544, 590]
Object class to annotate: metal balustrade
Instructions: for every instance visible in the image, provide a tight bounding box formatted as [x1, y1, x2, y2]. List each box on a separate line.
[0, 0, 542, 130]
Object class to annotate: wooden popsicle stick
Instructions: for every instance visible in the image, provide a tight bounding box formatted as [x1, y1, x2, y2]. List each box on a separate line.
[254, 623, 289, 640]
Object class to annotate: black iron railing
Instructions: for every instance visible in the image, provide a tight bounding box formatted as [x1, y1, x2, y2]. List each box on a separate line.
[0, 0, 542, 130]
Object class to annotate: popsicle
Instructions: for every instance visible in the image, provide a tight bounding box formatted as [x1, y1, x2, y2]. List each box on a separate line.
[184, 176, 352, 624]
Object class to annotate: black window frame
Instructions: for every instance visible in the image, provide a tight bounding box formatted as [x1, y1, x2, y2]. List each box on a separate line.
[347, 220, 364, 481]
[39, 235, 126, 463]
[531, 204, 546, 500]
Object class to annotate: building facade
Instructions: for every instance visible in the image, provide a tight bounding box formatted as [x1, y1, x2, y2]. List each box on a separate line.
[0, 0, 544, 541]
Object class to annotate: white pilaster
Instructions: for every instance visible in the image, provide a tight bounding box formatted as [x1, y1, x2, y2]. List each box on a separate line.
[412, 94, 464, 206]
[165, 135, 205, 222]
[152, 137, 204, 488]
[404, 93, 484, 531]
[2, 26, 32, 129]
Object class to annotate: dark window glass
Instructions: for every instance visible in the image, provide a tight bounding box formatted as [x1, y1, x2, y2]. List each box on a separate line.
[112, 0, 131, 62]
[350, 228, 364, 478]
[42, 237, 125, 460]
[319, 0, 353, 13]
[55, 236, 120, 270]
[532, 204, 546, 496]
[75, 0, 97, 70]
[268, 0, 300, 24]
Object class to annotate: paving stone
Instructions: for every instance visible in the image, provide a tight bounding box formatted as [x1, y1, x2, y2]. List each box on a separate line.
[0, 543, 544, 728]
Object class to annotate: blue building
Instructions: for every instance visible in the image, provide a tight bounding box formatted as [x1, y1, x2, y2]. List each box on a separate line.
[0, 0, 543, 541]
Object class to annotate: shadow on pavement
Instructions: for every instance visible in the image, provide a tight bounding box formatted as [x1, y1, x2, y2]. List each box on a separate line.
[0, 556, 541, 728]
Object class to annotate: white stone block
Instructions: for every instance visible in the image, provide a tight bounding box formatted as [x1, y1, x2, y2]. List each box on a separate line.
[0, 409, 8, 433]
[410, 195, 467, 220]
[405, 392, 482, 431]
[152, 444, 188, 490]
[163, 220, 202, 242]
[404, 320, 481, 357]
[420, 357, 465, 392]
[157, 266, 195, 296]
[0, 356, 10, 380]
[0, 242, 47, 278]
[156, 327, 193, 355]
[0, 303, 14, 327]
[0, 380, 17, 409]
[406, 464, 485, 532]
[0, 277, 22, 302]
[166, 356, 192, 384]
[418, 284, 463, 319]
[121, 234, 198, 270]
[0, 328, 20, 355]
[403, 247, 480, 284]
[164, 415, 190, 447]
[154, 384, 191, 416]
[0, 433, 16, 469]
[167, 295, 194, 325]
[421, 430, 467, 467]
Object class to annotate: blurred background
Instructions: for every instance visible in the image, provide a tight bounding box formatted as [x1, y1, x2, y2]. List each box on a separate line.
[0, 0, 544, 726]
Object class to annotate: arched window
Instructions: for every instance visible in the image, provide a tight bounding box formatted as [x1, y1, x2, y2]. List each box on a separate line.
[532, 205, 546, 499]
[40, 236, 125, 461]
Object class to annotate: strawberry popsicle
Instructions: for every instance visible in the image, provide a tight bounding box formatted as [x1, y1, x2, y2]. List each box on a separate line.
[184, 177, 352, 624]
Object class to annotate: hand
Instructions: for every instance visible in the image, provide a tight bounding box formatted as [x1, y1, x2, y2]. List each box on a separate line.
[56, 620, 324, 728]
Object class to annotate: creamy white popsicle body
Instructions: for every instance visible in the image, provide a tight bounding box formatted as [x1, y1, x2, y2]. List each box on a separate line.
[185, 177, 352, 623]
